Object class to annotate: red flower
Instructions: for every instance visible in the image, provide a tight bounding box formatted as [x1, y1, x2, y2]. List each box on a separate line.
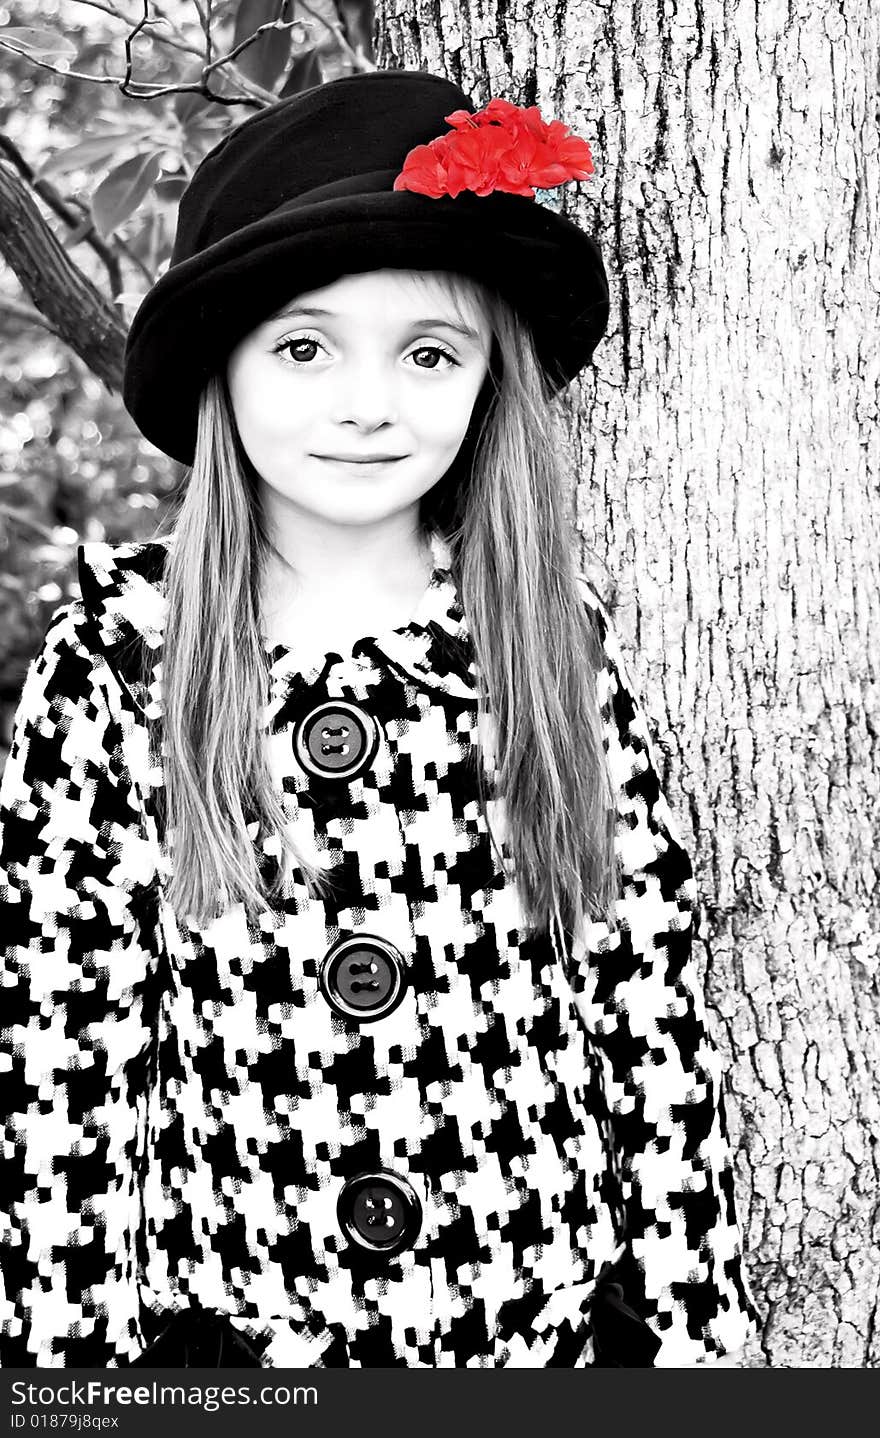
[393, 96, 595, 201]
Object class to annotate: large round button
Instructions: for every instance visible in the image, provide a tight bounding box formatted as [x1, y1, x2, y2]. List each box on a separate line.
[319, 934, 408, 1022]
[293, 700, 378, 781]
[337, 1170, 423, 1255]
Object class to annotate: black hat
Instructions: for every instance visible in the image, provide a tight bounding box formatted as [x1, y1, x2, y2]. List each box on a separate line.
[122, 68, 610, 466]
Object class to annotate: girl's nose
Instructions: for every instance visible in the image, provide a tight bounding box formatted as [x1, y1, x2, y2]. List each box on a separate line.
[330, 363, 400, 427]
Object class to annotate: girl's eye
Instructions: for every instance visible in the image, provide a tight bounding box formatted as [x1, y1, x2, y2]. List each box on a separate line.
[271, 334, 460, 370]
[272, 332, 324, 363]
[409, 344, 459, 370]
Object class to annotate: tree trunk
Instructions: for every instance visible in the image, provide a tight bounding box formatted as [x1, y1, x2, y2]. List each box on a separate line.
[374, 0, 880, 1368]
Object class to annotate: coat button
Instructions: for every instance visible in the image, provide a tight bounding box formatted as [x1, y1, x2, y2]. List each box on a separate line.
[319, 935, 407, 1021]
[337, 1170, 423, 1254]
[293, 700, 378, 781]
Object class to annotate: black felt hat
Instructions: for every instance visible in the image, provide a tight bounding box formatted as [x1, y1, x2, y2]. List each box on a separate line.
[122, 68, 610, 465]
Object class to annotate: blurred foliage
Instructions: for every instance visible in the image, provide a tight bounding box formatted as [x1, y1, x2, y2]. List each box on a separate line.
[0, 0, 375, 748]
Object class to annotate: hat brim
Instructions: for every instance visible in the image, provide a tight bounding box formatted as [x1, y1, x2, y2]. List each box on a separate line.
[122, 189, 609, 465]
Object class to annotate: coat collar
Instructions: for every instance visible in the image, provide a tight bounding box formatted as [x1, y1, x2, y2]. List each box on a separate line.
[76, 528, 485, 718]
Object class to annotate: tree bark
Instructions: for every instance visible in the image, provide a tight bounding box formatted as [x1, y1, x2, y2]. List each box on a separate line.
[0, 161, 125, 392]
[374, 0, 880, 1368]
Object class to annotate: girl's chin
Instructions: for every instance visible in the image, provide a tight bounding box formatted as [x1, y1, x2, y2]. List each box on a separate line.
[260, 491, 421, 525]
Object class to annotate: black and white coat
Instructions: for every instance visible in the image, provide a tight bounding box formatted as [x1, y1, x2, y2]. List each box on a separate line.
[0, 529, 758, 1367]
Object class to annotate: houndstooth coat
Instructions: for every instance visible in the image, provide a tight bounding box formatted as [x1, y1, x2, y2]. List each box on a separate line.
[0, 528, 758, 1368]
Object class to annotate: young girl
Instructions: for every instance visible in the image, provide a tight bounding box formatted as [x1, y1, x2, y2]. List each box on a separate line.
[0, 68, 758, 1368]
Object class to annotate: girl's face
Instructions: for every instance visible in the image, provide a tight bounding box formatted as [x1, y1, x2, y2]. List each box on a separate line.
[226, 268, 493, 535]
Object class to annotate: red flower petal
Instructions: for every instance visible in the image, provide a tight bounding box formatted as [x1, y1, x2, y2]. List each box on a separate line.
[394, 96, 595, 199]
[443, 107, 480, 131]
[393, 140, 450, 197]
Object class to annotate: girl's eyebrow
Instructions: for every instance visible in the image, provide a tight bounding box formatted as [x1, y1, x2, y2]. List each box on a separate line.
[271, 304, 481, 343]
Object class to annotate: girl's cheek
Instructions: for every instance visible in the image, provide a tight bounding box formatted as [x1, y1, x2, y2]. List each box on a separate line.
[243, 363, 303, 414]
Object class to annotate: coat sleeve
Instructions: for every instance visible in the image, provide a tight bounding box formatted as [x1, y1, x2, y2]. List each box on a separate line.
[571, 580, 761, 1366]
[0, 602, 162, 1367]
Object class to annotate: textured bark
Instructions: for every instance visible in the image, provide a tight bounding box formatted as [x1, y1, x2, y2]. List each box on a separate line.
[0, 161, 125, 392]
[374, 0, 880, 1368]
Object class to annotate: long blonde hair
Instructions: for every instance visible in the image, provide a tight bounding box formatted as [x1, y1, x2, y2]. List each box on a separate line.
[145, 270, 619, 948]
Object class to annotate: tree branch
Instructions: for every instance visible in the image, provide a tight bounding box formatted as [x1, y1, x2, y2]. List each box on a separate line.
[297, 0, 373, 72]
[121, 0, 155, 90]
[202, 17, 304, 78]
[0, 294, 64, 339]
[0, 133, 123, 296]
[72, 0, 203, 61]
[0, 504, 63, 543]
[0, 160, 126, 393]
[0, 38, 263, 108]
[71, 0, 276, 106]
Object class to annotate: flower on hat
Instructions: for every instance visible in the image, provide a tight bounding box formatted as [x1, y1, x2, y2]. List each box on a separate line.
[392, 95, 595, 201]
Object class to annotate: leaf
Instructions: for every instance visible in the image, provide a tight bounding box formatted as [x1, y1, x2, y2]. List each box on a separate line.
[91, 151, 163, 239]
[38, 132, 143, 179]
[336, 0, 374, 60]
[0, 26, 78, 61]
[112, 291, 147, 326]
[278, 46, 323, 99]
[154, 175, 188, 202]
[232, 0, 293, 91]
[174, 91, 215, 128]
[293, 0, 347, 47]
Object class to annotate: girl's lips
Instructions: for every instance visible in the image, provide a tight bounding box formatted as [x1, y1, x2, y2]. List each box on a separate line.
[316, 455, 405, 464]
